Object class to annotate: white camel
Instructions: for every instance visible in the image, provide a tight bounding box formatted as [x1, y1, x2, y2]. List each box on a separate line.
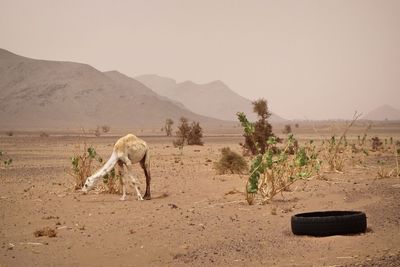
[82, 134, 151, 201]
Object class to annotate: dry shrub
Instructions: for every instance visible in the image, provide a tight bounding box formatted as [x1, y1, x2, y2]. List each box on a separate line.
[94, 127, 101, 137]
[70, 142, 122, 193]
[173, 117, 203, 148]
[5, 131, 13, 137]
[40, 132, 50, 138]
[371, 136, 383, 151]
[282, 124, 292, 134]
[101, 125, 111, 133]
[0, 150, 12, 167]
[214, 147, 248, 174]
[101, 166, 121, 194]
[70, 142, 103, 190]
[322, 112, 362, 172]
[34, 227, 57, 238]
[163, 118, 174, 137]
[376, 144, 400, 178]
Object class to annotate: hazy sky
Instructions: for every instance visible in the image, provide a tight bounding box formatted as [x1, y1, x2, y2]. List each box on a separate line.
[1, 0, 399, 120]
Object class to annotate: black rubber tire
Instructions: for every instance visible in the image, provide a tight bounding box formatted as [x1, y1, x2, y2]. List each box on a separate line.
[291, 211, 367, 236]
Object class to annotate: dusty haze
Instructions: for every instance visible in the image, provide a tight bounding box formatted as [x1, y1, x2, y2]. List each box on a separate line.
[1, 0, 400, 120]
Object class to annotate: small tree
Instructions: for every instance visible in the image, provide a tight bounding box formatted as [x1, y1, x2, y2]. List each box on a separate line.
[164, 118, 174, 137]
[283, 124, 292, 134]
[187, 121, 203, 145]
[173, 117, 191, 149]
[173, 118, 204, 148]
[94, 127, 101, 137]
[101, 125, 111, 133]
[237, 98, 275, 155]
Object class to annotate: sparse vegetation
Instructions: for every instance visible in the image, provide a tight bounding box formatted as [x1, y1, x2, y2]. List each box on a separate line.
[173, 117, 204, 148]
[237, 98, 275, 155]
[187, 121, 203, 145]
[0, 150, 13, 167]
[34, 227, 57, 238]
[70, 141, 121, 193]
[40, 132, 50, 138]
[371, 136, 383, 151]
[322, 112, 362, 172]
[102, 166, 121, 193]
[376, 143, 400, 178]
[283, 124, 292, 134]
[6, 131, 14, 137]
[245, 134, 321, 204]
[94, 127, 101, 137]
[214, 147, 248, 174]
[101, 125, 111, 133]
[163, 118, 174, 137]
[70, 143, 103, 189]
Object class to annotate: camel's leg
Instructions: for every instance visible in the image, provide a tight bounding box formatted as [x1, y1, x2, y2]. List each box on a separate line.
[140, 152, 151, 200]
[125, 163, 144, 201]
[116, 161, 127, 201]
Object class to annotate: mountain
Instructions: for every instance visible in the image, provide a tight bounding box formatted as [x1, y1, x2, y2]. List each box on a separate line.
[0, 49, 228, 130]
[135, 74, 286, 122]
[363, 105, 400, 121]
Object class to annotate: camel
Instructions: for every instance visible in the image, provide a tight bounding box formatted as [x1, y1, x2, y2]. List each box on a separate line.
[82, 134, 151, 200]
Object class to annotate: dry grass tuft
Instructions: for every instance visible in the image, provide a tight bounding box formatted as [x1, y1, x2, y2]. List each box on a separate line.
[214, 147, 248, 175]
[34, 227, 57, 238]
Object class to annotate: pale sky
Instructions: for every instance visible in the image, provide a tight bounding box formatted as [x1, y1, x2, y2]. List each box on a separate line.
[1, 0, 399, 120]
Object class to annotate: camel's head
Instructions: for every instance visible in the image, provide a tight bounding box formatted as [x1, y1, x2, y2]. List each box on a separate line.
[82, 176, 96, 193]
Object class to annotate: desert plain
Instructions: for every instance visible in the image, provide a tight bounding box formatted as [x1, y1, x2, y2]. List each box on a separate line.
[0, 124, 400, 267]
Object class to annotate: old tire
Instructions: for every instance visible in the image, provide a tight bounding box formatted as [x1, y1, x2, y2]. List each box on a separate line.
[291, 211, 367, 236]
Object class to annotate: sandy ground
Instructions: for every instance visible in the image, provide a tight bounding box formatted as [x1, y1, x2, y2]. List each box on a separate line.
[0, 135, 399, 267]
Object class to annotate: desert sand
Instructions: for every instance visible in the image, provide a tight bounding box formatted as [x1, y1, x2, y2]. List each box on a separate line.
[0, 132, 399, 267]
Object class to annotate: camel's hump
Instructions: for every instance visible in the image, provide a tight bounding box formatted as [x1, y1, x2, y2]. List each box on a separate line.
[114, 134, 146, 151]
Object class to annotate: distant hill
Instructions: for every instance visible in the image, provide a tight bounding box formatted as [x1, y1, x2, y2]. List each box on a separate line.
[0, 49, 228, 130]
[136, 74, 286, 122]
[363, 105, 400, 121]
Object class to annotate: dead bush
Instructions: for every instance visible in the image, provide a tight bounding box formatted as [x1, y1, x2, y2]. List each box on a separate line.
[214, 147, 248, 174]
[34, 227, 57, 238]
[282, 124, 292, 134]
[163, 118, 174, 137]
[5, 131, 14, 137]
[94, 127, 101, 137]
[40, 132, 50, 138]
[0, 150, 12, 167]
[371, 136, 383, 151]
[101, 125, 111, 133]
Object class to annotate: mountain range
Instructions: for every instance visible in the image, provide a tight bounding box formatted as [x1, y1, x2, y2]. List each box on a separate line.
[0, 49, 227, 130]
[362, 105, 400, 121]
[1, 48, 396, 132]
[135, 74, 285, 122]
